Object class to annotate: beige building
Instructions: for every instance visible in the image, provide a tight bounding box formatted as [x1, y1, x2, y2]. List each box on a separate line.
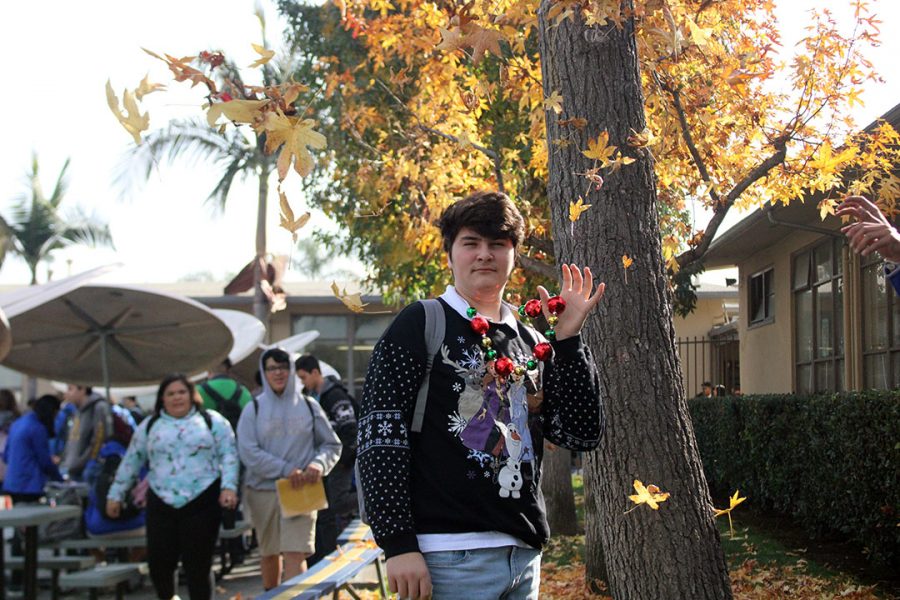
[701, 103, 900, 394]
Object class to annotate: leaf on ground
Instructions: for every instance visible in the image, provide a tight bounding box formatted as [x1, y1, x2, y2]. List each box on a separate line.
[106, 80, 149, 145]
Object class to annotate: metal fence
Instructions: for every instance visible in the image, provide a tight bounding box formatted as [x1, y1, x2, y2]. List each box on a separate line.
[676, 335, 740, 397]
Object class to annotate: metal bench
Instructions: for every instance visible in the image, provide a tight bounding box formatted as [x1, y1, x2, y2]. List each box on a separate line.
[56, 535, 146, 551]
[4, 555, 96, 600]
[257, 521, 387, 600]
[58, 563, 148, 600]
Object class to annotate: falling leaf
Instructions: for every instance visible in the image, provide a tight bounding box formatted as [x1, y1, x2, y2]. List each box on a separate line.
[135, 74, 165, 100]
[249, 43, 275, 68]
[142, 48, 212, 89]
[627, 127, 657, 148]
[331, 282, 391, 314]
[558, 117, 588, 129]
[609, 154, 637, 172]
[544, 90, 564, 114]
[622, 254, 634, 270]
[106, 80, 149, 145]
[714, 490, 747, 538]
[465, 24, 504, 64]
[279, 190, 311, 242]
[818, 198, 837, 220]
[206, 99, 269, 128]
[263, 111, 327, 180]
[436, 26, 465, 52]
[626, 479, 670, 512]
[685, 16, 713, 47]
[582, 131, 617, 165]
[569, 197, 592, 223]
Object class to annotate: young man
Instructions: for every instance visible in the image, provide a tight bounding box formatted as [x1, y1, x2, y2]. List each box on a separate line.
[61, 384, 111, 484]
[295, 354, 359, 566]
[357, 191, 606, 599]
[237, 349, 342, 590]
[199, 358, 253, 432]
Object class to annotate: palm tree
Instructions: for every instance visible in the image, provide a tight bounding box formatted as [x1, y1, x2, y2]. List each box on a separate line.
[1, 154, 113, 284]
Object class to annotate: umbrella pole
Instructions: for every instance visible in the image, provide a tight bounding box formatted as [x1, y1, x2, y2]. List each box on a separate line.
[100, 333, 111, 401]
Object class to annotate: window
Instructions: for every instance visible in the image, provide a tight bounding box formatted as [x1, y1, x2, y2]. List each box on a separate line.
[793, 239, 844, 393]
[749, 267, 774, 325]
[860, 253, 900, 389]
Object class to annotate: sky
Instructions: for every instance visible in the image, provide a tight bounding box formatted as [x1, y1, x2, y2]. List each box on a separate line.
[0, 1, 898, 287]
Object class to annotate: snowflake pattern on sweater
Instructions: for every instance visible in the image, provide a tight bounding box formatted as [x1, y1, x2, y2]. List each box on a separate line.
[357, 293, 604, 559]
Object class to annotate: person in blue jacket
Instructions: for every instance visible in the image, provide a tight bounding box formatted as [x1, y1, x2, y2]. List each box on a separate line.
[2, 395, 63, 503]
[837, 195, 900, 295]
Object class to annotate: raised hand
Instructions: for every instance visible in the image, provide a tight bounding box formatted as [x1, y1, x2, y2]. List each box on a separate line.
[538, 263, 606, 341]
[836, 195, 900, 263]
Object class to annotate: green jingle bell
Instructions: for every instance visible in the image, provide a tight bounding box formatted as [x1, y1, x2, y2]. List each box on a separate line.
[466, 307, 477, 318]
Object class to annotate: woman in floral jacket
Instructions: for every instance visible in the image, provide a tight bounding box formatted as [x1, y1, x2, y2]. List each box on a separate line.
[107, 373, 239, 600]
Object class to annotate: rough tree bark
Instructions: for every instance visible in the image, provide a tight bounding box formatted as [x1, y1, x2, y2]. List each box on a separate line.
[541, 445, 579, 536]
[537, 4, 732, 598]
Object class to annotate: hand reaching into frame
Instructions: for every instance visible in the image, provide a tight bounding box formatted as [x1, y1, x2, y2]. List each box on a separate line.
[835, 195, 900, 263]
[538, 264, 606, 341]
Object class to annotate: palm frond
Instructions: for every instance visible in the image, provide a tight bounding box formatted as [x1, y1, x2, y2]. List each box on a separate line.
[48, 158, 71, 208]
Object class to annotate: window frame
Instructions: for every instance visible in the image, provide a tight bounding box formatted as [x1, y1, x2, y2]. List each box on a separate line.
[748, 266, 775, 328]
[860, 252, 900, 389]
[792, 238, 844, 394]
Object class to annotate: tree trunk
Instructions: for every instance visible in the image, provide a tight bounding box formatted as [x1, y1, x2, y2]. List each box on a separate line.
[537, 4, 732, 599]
[254, 167, 270, 330]
[541, 445, 579, 536]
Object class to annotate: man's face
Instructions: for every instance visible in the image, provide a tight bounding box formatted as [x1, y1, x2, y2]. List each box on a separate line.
[264, 358, 291, 394]
[449, 227, 515, 296]
[65, 384, 87, 406]
[296, 368, 323, 394]
[702, 385, 712, 397]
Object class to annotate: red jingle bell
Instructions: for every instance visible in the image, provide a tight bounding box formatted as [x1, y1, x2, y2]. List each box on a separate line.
[494, 357, 515, 377]
[533, 342, 553, 361]
[547, 296, 566, 315]
[524, 299, 543, 318]
[470, 316, 490, 336]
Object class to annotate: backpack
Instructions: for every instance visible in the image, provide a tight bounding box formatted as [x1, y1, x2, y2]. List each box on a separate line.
[109, 411, 135, 447]
[357, 298, 445, 524]
[41, 483, 84, 542]
[94, 445, 142, 521]
[200, 380, 244, 431]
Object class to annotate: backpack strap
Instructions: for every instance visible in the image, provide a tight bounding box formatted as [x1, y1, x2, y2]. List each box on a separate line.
[411, 299, 445, 433]
[145, 410, 212, 435]
[146, 414, 160, 436]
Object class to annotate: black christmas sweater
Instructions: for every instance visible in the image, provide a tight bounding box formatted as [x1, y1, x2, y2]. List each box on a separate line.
[357, 296, 604, 559]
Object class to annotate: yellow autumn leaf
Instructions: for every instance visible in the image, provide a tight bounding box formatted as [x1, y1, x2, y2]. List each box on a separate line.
[249, 43, 275, 68]
[263, 111, 327, 180]
[622, 254, 634, 269]
[135, 74, 165, 100]
[106, 80, 149, 145]
[714, 490, 747, 538]
[436, 26, 465, 52]
[278, 190, 311, 242]
[627, 127, 657, 148]
[582, 131, 617, 165]
[569, 197, 592, 223]
[627, 479, 670, 512]
[685, 16, 713, 47]
[206, 99, 269, 128]
[609, 155, 637, 172]
[331, 282, 392, 314]
[544, 90, 563, 114]
[465, 25, 504, 64]
[818, 198, 837, 221]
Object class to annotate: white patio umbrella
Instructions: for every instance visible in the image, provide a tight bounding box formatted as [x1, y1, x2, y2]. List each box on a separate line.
[1, 282, 232, 396]
[230, 330, 322, 388]
[211, 309, 266, 365]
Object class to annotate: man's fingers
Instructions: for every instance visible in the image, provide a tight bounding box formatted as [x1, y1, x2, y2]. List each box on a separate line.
[583, 267, 594, 299]
[589, 282, 606, 308]
[561, 263, 572, 291]
[570, 264, 584, 293]
[418, 574, 433, 599]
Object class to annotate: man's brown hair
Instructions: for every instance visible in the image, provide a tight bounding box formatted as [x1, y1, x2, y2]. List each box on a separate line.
[438, 191, 526, 256]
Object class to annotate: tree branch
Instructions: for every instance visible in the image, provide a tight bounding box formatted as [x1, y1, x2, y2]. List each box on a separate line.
[518, 254, 556, 280]
[525, 235, 555, 256]
[675, 142, 787, 269]
[661, 78, 720, 204]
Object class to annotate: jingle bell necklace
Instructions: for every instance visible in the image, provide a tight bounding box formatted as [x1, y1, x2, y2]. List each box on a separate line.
[466, 295, 566, 381]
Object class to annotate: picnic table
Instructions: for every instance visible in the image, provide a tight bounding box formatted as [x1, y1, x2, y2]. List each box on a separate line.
[0, 504, 82, 600]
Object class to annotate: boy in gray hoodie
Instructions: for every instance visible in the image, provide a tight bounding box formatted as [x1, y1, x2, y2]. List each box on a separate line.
[237, 348, 341, 590]
[61, 385, 111, 483]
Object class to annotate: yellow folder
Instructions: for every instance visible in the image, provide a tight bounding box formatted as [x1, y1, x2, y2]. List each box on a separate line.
[275, 478, 329, 518]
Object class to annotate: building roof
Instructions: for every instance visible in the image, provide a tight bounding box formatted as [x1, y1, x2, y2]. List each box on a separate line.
[703, 101, 900, 269]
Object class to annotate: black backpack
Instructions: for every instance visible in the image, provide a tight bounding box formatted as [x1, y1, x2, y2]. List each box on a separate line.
[200, 380, 244, 431]
[95, 447, 142, 521]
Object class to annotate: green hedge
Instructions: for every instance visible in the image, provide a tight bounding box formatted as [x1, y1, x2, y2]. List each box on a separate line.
[688, 391, 900, 567]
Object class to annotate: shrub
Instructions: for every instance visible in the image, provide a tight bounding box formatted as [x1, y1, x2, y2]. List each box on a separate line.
[689, 391, 899, 567]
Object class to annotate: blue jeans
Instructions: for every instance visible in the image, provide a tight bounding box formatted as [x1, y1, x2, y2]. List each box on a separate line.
[423, 546, 541, 599]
